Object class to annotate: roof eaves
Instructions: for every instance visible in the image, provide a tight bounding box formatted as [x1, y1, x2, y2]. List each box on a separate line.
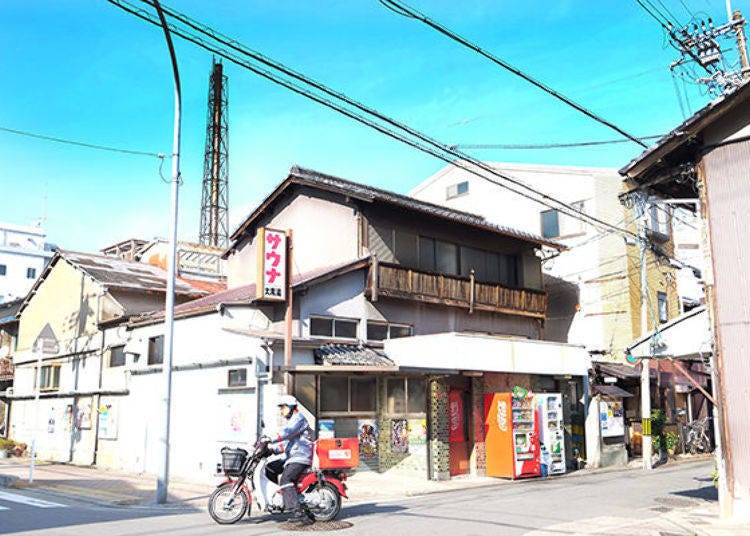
[620, 79, 750, 179]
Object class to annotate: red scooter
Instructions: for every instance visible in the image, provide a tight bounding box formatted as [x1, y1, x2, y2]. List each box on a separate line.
[208, 439, 348, 524]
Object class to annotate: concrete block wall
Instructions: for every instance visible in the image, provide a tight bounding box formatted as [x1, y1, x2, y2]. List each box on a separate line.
[428, 378, 449, 480]
[470, 376, 486, 476]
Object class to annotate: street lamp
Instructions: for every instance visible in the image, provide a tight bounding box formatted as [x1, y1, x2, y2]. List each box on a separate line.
[151, 0, 181, 505]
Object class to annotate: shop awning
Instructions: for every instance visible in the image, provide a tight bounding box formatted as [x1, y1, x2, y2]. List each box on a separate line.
[384, 333, 590, 376]
[593, 385, 634, 398]
[595, 362, 652, 380]
[626, 306, 711, 360]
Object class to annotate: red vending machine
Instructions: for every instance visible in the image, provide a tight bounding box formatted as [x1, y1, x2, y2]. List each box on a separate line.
[484, 392, 541, 479]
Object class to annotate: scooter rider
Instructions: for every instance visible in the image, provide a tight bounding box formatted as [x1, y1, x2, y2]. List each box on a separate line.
[266, 395, 314, 521]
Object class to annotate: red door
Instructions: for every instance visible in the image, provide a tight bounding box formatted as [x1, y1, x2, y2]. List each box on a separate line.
[449, 389, 470, 476]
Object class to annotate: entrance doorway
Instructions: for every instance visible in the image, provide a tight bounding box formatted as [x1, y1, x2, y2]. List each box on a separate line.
[448, 387, 470, 476]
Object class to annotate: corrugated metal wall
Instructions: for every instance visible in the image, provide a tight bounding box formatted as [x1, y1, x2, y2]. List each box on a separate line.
[703, 140, 750, 503]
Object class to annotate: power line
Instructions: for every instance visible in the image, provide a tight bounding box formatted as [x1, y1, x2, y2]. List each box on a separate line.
[0, 125, 165, 158]
[378, 0, 648, 149]
[453, 135, 664, 150]
[107, 0, 640, 241]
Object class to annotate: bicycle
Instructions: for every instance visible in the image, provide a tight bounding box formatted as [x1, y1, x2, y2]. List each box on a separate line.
[685, 417, 711, 455]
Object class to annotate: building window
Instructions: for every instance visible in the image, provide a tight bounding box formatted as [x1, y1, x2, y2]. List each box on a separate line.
[366, 321, 412, 341]
[228, 368, 247, 387]
[35, 364, 61, 391]
[386, 377, 426, 415]
[310, 316, 358, 339]
[0, 264, 6, 276]
[148, 335, 164, 365]
[541, 210, 560, 238]
[109, 345, 126, 367]
[649, 203, 671, 240]
[26, 267, 37, 279]
[658, 292, 669, 324]
[319, 376, 377, 414]
[446, 181, 469, 199]
[541, 202, 586, 239]
[435, 240, 458, 275]
[320, 376, 350, 413]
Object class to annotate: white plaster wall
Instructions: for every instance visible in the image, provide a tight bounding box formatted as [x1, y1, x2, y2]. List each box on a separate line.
[227, 193, 359, 288]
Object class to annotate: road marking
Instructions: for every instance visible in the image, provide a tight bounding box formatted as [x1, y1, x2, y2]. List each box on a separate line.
[0, 505, 8, 511]
[0, 490, 67, 508]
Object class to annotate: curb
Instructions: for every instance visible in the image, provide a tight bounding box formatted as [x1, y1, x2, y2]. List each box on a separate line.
[0, 474, 19, 489]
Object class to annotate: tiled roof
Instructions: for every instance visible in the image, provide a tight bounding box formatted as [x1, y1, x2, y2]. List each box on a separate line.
[60, 250, 205, 296]
[592, 384, 634, 398]
[229, 166, 562, 250]
[314, 343, 395, 367]
[130, 257, 370, 325]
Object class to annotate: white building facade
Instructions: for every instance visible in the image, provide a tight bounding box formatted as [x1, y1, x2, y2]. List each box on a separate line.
[0, 222, 54, 303]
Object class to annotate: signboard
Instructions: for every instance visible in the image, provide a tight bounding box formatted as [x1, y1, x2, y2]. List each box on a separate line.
[600, 400, 625, 438]
[318, 419, 336, 439]
[256, 228, 288, 301]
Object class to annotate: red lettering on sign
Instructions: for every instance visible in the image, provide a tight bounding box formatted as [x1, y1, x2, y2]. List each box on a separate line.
[266, 233, 282, 250]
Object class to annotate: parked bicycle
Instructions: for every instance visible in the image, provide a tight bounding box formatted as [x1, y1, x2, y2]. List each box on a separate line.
[684, 417, 712, 455]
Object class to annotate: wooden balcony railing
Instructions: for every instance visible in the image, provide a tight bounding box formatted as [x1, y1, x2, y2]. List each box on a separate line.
[0, 358, 13, 381]
[369, 261, 547, 319]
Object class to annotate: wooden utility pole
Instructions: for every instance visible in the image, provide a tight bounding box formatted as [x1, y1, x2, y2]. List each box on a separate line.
[284, 230, 294, 395]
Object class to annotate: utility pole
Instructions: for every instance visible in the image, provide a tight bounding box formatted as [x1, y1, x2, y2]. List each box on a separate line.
[734, 10, 750, 77]
[635, 193, 653, 471]
[152, 0, 181, 505]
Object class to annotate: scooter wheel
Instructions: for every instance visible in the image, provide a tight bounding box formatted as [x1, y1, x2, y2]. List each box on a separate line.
[208, 482, 249, 525]
[310, 482, 341, 522]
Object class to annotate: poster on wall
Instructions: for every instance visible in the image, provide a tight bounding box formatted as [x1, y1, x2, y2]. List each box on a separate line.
[600, 400, 625, 438]
[318, 419, 336, 439]
[391, 419, 408, 453]
[97, 398, 118, 440]
[357, 419, 378, 460]
[64, 404, 74, 432]
[407, 419, 427, 446]
[222, 401, 248, 443]
[76, 397, 93, 429]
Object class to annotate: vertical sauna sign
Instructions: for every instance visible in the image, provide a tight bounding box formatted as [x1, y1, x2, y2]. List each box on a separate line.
[257, 227, 288, 301]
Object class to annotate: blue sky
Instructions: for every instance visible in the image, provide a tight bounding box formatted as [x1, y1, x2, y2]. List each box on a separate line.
[0, 0, 742, 251]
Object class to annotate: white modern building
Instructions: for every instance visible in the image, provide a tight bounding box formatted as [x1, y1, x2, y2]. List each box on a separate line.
[0, 222, 54, 303]
[410, 162, 681, 361]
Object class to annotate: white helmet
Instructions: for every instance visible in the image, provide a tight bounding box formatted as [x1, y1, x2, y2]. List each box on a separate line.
[277, 395, 298, 408]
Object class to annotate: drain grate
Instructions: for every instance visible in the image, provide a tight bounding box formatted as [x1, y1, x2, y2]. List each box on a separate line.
[654, 496, 697, 508]
[280, 520, 354, 532]
[650, 506, 673, 513]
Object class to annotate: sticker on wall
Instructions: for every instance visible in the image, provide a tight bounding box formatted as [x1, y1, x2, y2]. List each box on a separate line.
[357, 419, 378, 459]
[47, 408, 55, 434]
[391, 419, 408, 453]
[98, 398, 118, 440]
[318, 419, 335, 439]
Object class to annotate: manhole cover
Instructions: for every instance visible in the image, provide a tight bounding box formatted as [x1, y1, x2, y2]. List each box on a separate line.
[280, 520, 353, 531]
[654, 496, 697, 508]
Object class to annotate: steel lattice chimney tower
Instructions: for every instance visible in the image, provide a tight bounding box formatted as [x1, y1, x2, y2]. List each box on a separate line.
[199, 58, 229, 248]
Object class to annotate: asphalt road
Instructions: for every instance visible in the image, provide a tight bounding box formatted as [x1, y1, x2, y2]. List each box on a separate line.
[0, 460, 716, 536]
